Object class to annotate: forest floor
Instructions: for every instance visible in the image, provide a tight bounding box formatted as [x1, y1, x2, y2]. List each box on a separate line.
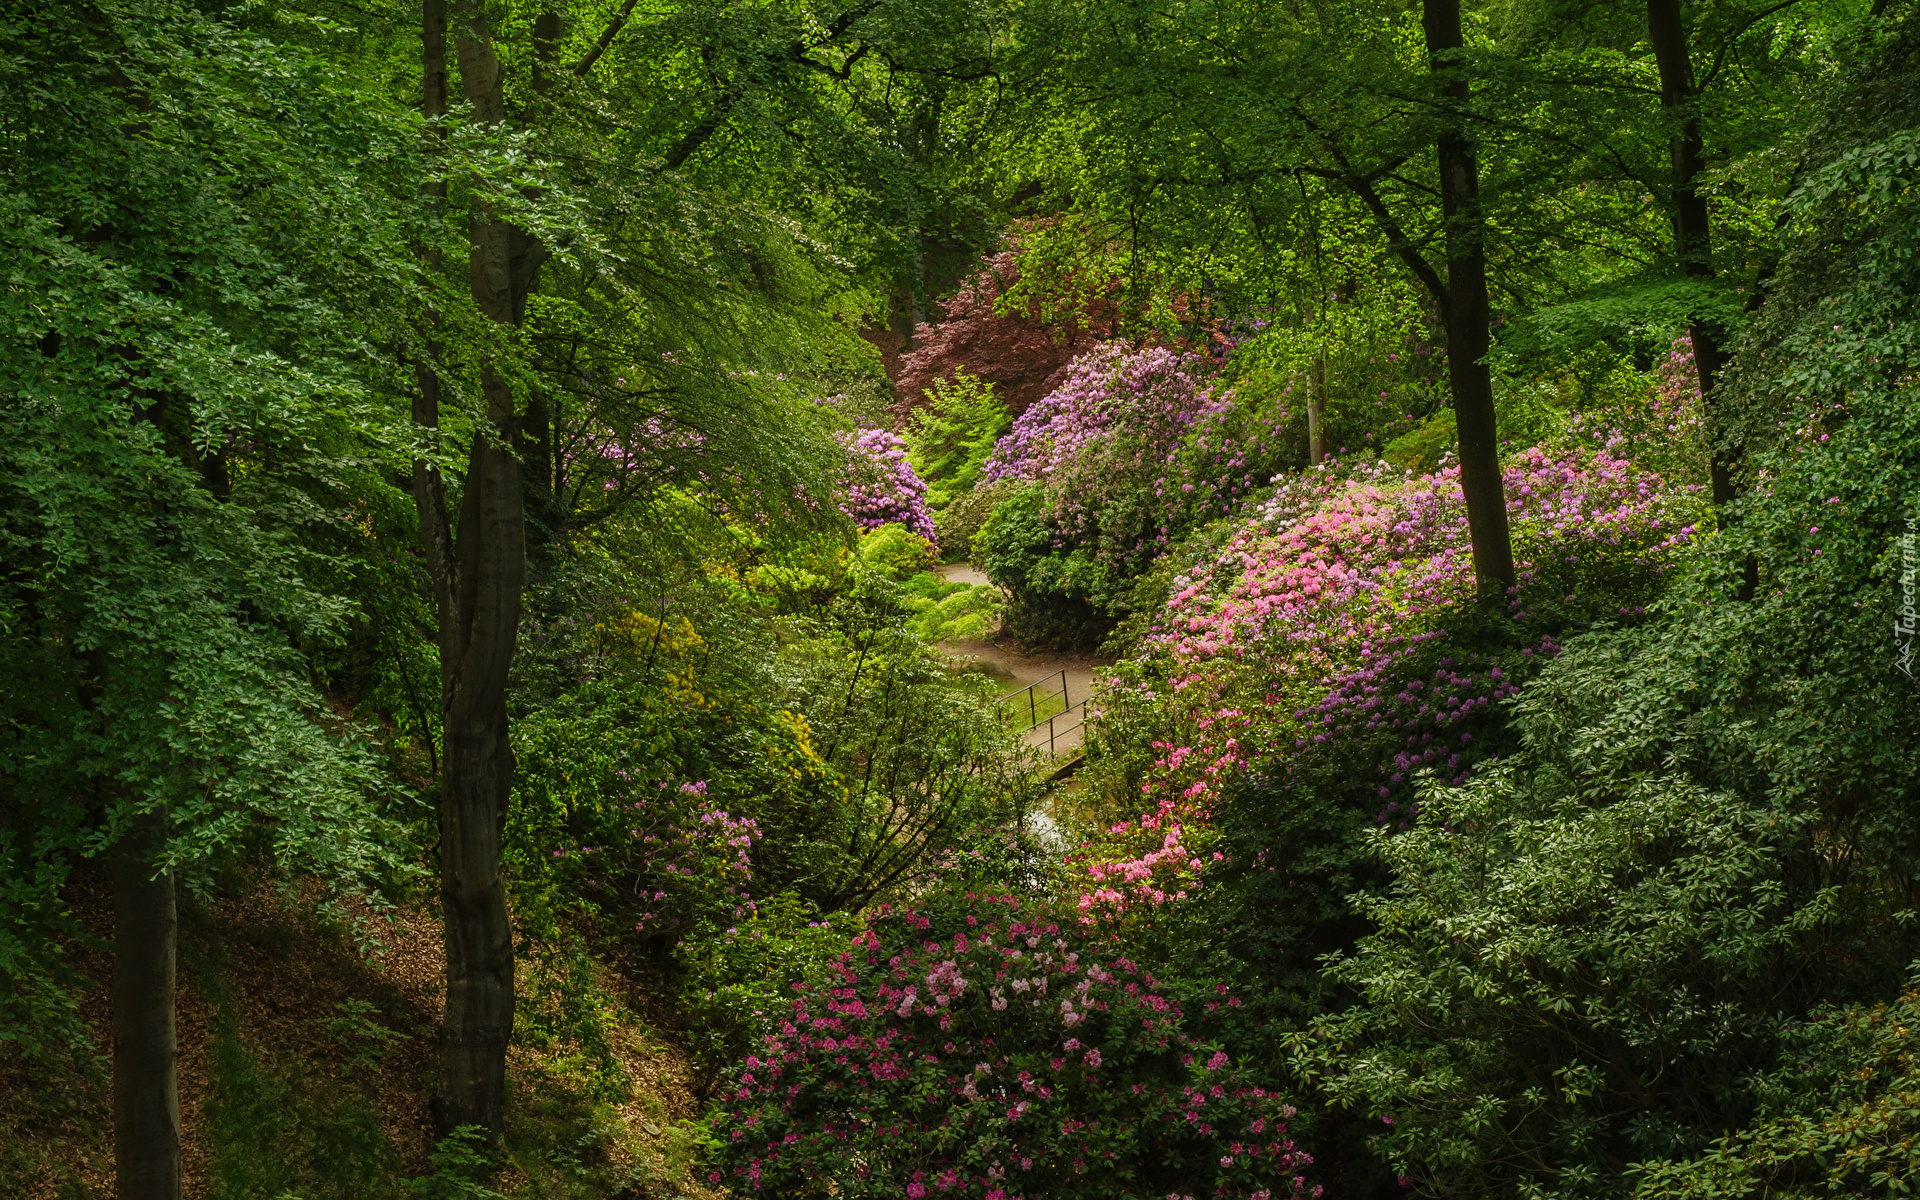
[0, 868, 716, 1200]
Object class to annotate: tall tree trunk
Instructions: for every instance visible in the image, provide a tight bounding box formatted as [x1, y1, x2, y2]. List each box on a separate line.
[1647, 0, 1737, 507]
[416, 0, 454, 604]
[413, 0, 545, 1138]
[113, 805, 179, 1200]
[1423, 0, 1514, 597]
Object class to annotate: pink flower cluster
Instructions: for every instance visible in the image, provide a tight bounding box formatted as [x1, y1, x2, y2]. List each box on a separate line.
[1150, 445, 1698, 665]
[708, 894, 1318, 1199]
[841, 427, 936, 541]
[1073, 429, 1708, 908]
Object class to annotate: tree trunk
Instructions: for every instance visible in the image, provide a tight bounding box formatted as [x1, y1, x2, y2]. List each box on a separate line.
[432, 415, 522, 1139]
[113, 804, 179, 1200]
[413, 0, 545, 1139]
[1647, 0, 1737, 507]
[1309, 347, 1330, 465]
[1423, 0, 1514, 597]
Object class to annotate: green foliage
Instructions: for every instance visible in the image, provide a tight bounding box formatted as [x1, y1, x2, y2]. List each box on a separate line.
[1298, 21, 1920, 1196]
[678, 892, 865, 1073]
[1629, 979, 1920, 1198]
[1381, 409, 1458, 474]
[905, 580, 1004, 643]
[973, 484, 1116, 648]
[206, 1019, 400, 1200]
[935, 477, 1021, 564]
[324, 1000, 410, 1083]
[404, 1128, 503, 1200]
[0, 0, 421, 1057]
[905, 369, 1012, 514]
[856, 523, 939, 579]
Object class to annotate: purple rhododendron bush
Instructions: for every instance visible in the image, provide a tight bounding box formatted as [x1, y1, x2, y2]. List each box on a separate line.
[844, 427, 939, 542]
[973, 338, 1302, 645]
[708, 891, 1319, 1200]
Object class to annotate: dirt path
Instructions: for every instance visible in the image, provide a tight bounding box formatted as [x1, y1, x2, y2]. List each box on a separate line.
[934, 562, 1102, 756]
[934, 561, 992, 587]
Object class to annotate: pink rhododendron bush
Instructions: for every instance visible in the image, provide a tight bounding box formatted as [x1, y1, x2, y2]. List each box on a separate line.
[1074, 401, 1711, 931]
[707, 891, 1320, 1200]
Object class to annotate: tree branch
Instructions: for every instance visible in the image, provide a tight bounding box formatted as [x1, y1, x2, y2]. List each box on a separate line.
[569, 0, 641, 77]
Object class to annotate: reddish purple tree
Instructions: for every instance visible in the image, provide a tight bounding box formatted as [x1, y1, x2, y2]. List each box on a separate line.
[895, 229, 1121, 418]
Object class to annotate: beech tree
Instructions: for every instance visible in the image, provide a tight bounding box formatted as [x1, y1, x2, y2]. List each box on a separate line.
[399, 0, 1011, 1137]
[0, 4, 419, 1195]
[997, 0, 1863, 596]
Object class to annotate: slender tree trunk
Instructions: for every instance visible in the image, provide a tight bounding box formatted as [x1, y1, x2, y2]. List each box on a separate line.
[1647, 0, 1737, 507]
[416, 0, 454, 605]
[113, 805, 179, 1200]
[413, 0, 545, 1138]
[1422, 0, 1514, 598]
[1309, 347, 1329, 465]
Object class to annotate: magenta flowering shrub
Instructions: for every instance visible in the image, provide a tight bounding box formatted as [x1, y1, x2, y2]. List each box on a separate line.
[514, 774, 766, 946]
[1073, 434, 1709, 925]
[1046, 392, 1295, 584]
[843, 427, 937, 542]
[707, 892, 1319, 1200]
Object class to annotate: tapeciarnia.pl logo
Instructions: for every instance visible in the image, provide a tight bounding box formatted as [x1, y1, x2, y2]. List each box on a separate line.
[1899, 517, 1917, 679]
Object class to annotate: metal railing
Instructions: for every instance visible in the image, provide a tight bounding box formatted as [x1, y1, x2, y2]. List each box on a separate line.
[999, 670, 1070, 730]
[997, 671, 1100, 758]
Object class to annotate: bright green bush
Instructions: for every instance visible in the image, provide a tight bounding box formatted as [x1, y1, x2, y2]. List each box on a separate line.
[858, 522, 941, 578]
[907, 369, 1012, 513]
[907, 584, 1004, 643]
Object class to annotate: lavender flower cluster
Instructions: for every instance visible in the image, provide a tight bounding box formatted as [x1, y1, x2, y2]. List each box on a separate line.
[841, 427, 937, 542]
[981, 342, 1215, 484]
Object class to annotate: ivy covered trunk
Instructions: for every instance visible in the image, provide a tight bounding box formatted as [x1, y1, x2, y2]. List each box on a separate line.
[113, 805, 179, 1200]
[1422, 0, 1514, 597]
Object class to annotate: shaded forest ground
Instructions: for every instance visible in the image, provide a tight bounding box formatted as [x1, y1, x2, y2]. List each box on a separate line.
[0, 870, 715, 1200]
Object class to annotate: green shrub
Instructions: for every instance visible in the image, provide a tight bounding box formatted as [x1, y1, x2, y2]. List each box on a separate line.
[905, 369, 1011, 511]
[974, 485, 1115, 649]
[1628, 979, 1920, 1198]
[857, 523, 940, 579]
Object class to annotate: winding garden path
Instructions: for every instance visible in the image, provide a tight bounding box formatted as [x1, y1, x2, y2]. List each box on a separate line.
[933, 562, 1101, 758]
